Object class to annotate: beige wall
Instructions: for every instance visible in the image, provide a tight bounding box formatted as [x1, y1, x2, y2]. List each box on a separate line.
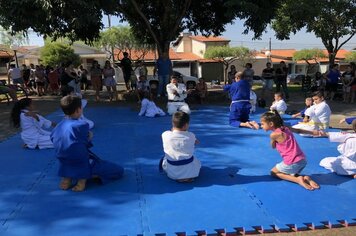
[176, 37, 193, 53]
[176, 42, 184, 53]
[191, 40, 206, 58]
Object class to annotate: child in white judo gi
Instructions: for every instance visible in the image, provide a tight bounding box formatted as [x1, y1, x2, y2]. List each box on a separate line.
[250, 90, 257, 113]
[270, 92, 287, 115]
[138, 92, 166, 117]
[319, 120, 356, 178]
[10, 98, 56, 149]
[166, 76, 190, 115]
[160, 111, 201, 182]
[292, 91, 331, 135]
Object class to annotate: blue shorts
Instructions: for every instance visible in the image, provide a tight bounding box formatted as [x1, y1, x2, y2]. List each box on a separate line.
[263, 79, 274, 90]
[12, 78, 24, 84]
[275, 159, 307, 175]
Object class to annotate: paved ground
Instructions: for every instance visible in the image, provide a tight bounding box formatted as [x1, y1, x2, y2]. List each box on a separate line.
[0, 86, 355, 235]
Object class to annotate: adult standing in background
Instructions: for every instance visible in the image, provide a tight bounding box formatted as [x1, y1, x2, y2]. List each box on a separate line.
[325, 64, 341, 101]
[90, 60, 103, 102]
[227, 65, 237, 84]
[120, 52, 132, 92]
[261, 62, 275, 99]
[242, 63, 254, 87]
[103, 60, 118, 101]
[8, 64, 24, 88]
[78, 65, 89, 91]
[155, 52, 172, 97]
[275, 61, 289, 100]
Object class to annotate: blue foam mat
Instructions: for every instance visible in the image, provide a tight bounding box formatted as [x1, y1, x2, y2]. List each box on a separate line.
[0, 105, 355, 235]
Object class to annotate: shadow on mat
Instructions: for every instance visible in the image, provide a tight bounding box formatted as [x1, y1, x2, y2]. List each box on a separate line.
[139, 166, 277, 194]
[310, 172, 354, 186]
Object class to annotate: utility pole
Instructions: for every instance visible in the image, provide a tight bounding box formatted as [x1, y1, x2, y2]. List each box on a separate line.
[108, 14, 115, 63]
[269, 37, 272, 62]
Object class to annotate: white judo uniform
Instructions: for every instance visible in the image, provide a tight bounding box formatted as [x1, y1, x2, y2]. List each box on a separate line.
[20, 109, 53, 149]
[161, 130, 201, 180]
[138, 98, 166, 117]
[80, 99, 94, 129]
[270, 99, 287, 114]
[250, 90, 257, 113]
[292, 101, 331, 134]
[319, 132, 356, 176]
[166, 83, 190, 115]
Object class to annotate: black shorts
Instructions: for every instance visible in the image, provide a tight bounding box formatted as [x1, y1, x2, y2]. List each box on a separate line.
[124, 74, 131, 83]
[326, 83, 338, 92]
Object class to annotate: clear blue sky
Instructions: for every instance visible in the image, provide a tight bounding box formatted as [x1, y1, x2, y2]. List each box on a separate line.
[28, 16, 356, 51]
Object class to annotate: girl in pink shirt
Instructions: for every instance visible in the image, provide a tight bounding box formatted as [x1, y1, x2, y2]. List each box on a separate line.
[260, 110, 320, 190]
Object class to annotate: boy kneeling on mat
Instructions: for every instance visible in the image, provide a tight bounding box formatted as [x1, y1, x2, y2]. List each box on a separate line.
[51, 95, 124, 191]
[160, 111, 201, 182]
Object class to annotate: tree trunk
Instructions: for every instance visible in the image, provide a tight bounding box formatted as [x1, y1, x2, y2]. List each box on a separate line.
[224, 62, 229, 85]
[157, 41, 171, 59]
[328, 50, 336, 67]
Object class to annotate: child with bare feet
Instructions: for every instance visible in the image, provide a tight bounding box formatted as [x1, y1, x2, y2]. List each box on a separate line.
[223, 71, 259, 129]
[160, 111, 201, 183]
[319, 119, 356, 178]
[51, 95, 123, 192]
[260, 110, 320, 190]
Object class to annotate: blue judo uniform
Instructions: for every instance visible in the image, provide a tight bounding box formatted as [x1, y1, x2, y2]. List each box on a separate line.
[224, 79, 252, 127]
[51, 118, 123, 184]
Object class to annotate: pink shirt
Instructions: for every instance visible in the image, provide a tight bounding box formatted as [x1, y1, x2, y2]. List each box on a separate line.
[275, 127, 305, 165]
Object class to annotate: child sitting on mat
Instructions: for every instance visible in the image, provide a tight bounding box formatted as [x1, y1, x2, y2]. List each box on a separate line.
[138, 91, 166, 117]
[10, 98, 56, 149]
[160, 111, 201, 182]
[291, 97, 313, 119]
[62, 85, 94, 129]
[260, 110, 320, 190]
[292, 91, 331, 136]
[270, 92, 287, 115]
[51, 95, 124, 192]
[319, 120, 356, 178]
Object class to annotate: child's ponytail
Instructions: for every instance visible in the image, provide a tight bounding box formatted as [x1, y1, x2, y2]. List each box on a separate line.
[10, 98, 32, 128]
[261, 110, 284, 128]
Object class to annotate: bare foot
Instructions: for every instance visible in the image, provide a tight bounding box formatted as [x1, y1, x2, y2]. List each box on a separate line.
[352, 174, 356, 179]
[72, 179, 86, 192]
[249, 121, 260, 130]
[297, 176, 314, 190]
[303, 176, 320, 189]
[240, 122, 254, 129]
[59, 178, 72, 190]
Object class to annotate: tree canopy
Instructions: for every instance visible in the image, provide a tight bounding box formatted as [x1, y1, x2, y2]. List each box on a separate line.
[97, 26, 154, 62]
[345, 51, 356, 63]
[272, 0, 356, 66]
[0, 26, 28, 46]
[40, 42, 80, 67]
[0, 0, 279, 58]
[204, 46, 255, 84]
[293, 49, 326, 74]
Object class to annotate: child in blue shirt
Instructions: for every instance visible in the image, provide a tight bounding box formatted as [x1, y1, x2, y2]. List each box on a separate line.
[51, 95, 123, 191]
